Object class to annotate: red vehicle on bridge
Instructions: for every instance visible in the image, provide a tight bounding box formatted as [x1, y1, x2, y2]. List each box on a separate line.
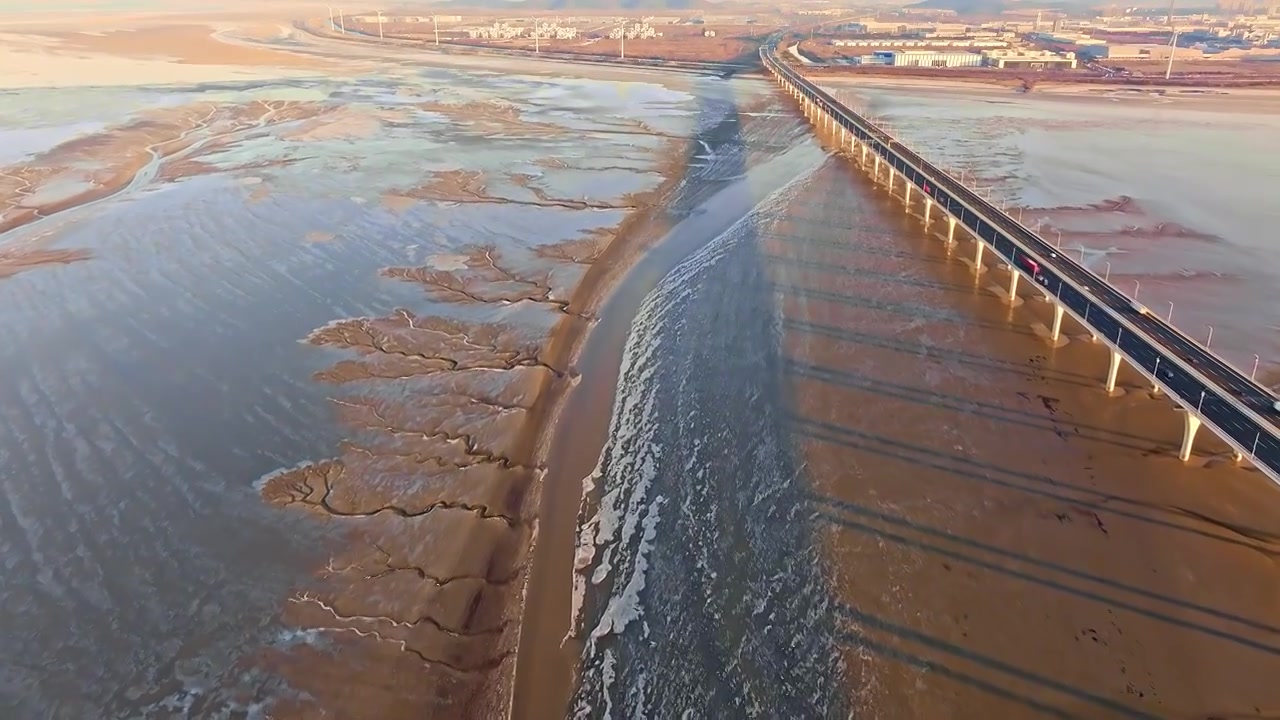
[1018, 256, 1041, 277]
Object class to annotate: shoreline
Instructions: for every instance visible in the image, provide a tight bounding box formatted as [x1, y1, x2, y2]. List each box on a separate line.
[811, 72, 1280, 100]
[507, 139, 695, 719]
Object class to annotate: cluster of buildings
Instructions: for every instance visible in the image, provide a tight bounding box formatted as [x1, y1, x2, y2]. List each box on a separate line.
[849, 48, 1077, 69]
[532, 21, 581, 40]
[1031, 14, 1280, 60]
[465, 22, 527, 40]
[832, 38, 1008, 49]
[607, 22, 661, 40]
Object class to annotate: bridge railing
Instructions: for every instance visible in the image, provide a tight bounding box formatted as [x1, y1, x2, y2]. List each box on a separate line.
[767, 46, 1274, 408]
[763, 46, 1280, 479]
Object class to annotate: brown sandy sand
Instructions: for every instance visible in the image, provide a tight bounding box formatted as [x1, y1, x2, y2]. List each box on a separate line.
[417, 100, 569, 136]
[772, 118, 1280, 717]
[31, 24, 327, 68]
[817, 74, 1280, 114]
[398, 168, 645, 212]
[0, 100, 328, 244]
[0, 240, 91, 280]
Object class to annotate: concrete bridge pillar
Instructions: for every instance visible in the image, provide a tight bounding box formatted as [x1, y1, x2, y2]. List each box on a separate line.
[860, 144, 867, 164]
[947, 215, 957, 244]
[888, 168, 896, 192]
[1179, 410, 1202, 462]
[1050, 303, 1064, 342]
[1006, 266, 1020, 303]
[1105, 349, 1122, 394]
[924, 198, 933, 225]
[904, 183, 913, 209]
[974, 240, 984, 267]
[874, 155, 880, 178]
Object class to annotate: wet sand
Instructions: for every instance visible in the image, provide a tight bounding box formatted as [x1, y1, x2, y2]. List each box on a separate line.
[0, 99, 329, 241]
[773, 121, 1280, 716]
[516, 85, 809, 718]
[0, 11, 713, 716]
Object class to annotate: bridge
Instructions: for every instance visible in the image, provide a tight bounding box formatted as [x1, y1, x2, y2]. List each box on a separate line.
[760, 42, 1280, 487]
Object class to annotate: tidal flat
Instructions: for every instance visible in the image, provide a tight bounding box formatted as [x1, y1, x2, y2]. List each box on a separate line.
[0, 33, 707, 717]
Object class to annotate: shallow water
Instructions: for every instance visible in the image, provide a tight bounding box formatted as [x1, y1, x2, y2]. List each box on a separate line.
[0, 63, 701, 717]
[827, 83, 1280, 376]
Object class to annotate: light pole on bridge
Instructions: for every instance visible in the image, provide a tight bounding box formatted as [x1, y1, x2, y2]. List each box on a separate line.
[1132, 279, 1140, 301]
[1104, 261, 1111, 282]
[1053, 229, 1062, 248]
[376, 10, 384, 40]
[1206, 325, 1214, 348]
[1166, 301, 1173, 323]
[1254, 354, 1261, 380]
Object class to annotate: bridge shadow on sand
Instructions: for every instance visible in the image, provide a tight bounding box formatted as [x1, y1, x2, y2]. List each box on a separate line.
[765, 148, 1280, 718]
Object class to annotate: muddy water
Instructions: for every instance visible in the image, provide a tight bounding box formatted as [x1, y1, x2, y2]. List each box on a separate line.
[0, 64, 701, 717]
[824, 80, 1280, 382]
[566, 93, 1280, 716]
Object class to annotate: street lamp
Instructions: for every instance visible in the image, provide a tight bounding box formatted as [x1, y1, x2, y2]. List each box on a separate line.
[1166, 301, 1173, 322]
[1133, 279, 1140, 300]
[1253, 354, 1261, 380]
[376, 10, 384, 40]
[1104, 261, 1111, 282]
[1054, 229, 1062, 247]
[1206, 325, 1214, 348]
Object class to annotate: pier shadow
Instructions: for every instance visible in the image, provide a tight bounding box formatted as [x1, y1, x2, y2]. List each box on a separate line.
[762, 128, 1280, 716]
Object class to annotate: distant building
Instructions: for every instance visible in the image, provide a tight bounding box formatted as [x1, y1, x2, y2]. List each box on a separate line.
[874, 50, 985, 67]
[1082, 44, 1203, 60]
[832, 38, 1008, 48]
[982, 48, 1079, 68]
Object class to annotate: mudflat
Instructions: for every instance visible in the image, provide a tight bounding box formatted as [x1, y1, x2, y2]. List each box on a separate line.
[769, 125, 1280, 717]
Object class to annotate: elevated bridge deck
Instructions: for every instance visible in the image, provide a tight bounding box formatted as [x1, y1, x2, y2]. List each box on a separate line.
[761, 43, 1280, 486]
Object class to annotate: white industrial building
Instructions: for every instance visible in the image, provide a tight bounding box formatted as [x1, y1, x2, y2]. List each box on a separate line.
[982, 49, 1079, 68]
[832, 38, 1008, 48]
[871, 50, 985, 67]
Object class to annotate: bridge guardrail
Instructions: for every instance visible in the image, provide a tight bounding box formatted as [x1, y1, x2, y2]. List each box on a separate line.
[769, 48, 1271, 406]
[763, 45, 1280, 478]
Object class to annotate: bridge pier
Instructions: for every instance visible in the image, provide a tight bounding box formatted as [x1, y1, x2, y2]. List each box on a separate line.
[924, 198, 933, 225]
[947, 215, 957, 244]
[904, 183, 913, 209]
[1006, 266, 1020, 303]
[1179, 410, 1201, 462]
[1050, 303, 1065, 342]
[888, 168, 896, 192]
[1105, 349, 1122, 394]
[973, 239, 984, 267]
[860, 144, 867, 164]
[873, 155, 880, 179]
